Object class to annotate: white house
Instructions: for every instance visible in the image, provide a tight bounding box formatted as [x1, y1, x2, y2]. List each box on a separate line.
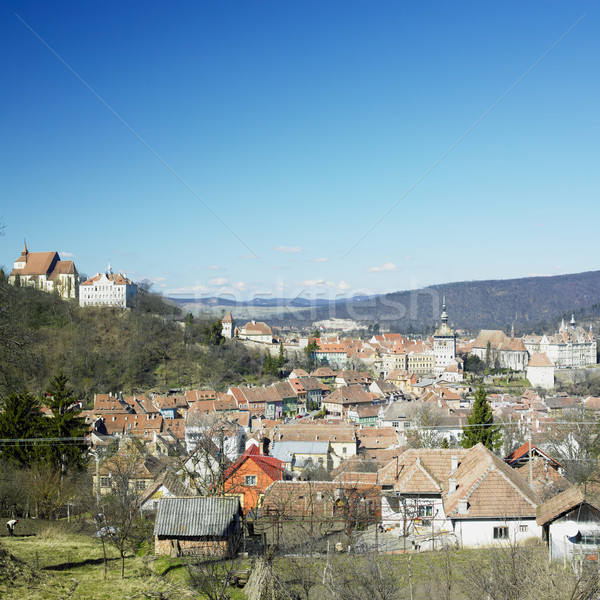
[537, 484, 600, 565]
[238, 320, 273, 344]
[378, 444, 541, 548]
[79, 263, 137, 308]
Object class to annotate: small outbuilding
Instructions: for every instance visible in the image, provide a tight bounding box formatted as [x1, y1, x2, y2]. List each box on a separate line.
[154, 496, 242, 557]
[537, 484, 600, 564]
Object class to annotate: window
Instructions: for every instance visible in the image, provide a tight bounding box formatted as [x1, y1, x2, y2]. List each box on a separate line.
[245, 475, 257, 486]
[317, 492, 323, 501]
[418, 505, 433, 518]
[493, 526, 509, 540]
[100, 477, 110, 487]
[519, 524, 528, 533]
[580, 532, 600, 545]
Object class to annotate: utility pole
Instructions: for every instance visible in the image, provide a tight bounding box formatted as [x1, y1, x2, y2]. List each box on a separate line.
[528, 424, 533, 489]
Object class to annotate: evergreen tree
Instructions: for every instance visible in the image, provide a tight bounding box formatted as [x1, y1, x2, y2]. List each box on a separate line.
[461, 386, 502, 451]
[44, 372, 88, 472]
[0, 391, 45, 466]
[277, 343, 285, 369]
[208, 319, 224, 346]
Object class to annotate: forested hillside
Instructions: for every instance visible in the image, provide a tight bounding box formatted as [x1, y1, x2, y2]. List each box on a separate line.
[0, 279, 263, 401]
[287, 270, 600, 332]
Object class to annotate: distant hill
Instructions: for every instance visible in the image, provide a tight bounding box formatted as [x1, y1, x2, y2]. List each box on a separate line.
[261, 270, 600, 332]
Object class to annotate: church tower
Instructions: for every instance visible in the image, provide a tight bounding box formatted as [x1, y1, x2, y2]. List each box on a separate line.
[433, 294, 456, 372]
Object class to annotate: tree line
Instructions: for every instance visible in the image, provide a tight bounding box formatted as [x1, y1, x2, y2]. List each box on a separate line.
[0, 279, 269, 400]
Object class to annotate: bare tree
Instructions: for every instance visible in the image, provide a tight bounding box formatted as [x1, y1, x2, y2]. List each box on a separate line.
[186, 534, 245, 600]
[99, 440, 153, 578]
[327, 551, 407, 600]
[407, 402, 446, 449]
[544, 406, 600, 484]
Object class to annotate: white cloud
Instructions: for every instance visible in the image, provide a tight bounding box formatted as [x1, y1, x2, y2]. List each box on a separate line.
[168, 284, 209, 295]
[210, 277, 228, 286]
[337, 280, 351, 291]
[314, 257, 328, 263]
[367, 262, 398, 273]
[208, 265, 221, 270]
[239, 254, 259, 259]
[60, 251, 77, 258]
[234, 281, 247, 291]
[273, 246, 302, 253]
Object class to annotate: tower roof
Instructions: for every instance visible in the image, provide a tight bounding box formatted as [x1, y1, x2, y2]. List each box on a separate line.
[222, 311, 235, 323]
[434, 294, 454, 337]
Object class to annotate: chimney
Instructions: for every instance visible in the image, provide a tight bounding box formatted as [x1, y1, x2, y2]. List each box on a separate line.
[448, 477, 456, 494]
[416, 457, 421, 467]
[458, 499, 468, 514]
[451, 455, 458, 472]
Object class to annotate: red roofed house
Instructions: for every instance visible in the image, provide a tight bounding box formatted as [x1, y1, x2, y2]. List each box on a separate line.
[79, 262, 137, 308]
[221, 443, 287, 513]
[9, 242, 78, 299]
[238, 320, 273, 344]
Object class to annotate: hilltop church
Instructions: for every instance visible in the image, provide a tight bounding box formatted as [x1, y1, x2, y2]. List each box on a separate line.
[8, 243, 78, 299]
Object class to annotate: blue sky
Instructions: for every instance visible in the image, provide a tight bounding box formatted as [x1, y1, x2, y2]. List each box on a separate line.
[1, 1, 599, 300]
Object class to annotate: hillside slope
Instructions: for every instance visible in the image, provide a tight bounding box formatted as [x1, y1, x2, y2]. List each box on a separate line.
[286, 270, 600, 332]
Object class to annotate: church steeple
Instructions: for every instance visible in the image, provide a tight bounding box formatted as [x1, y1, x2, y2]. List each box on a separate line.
[440, 294, 448, 325]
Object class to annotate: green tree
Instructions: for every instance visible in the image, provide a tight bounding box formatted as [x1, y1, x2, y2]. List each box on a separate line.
[305, 340, 319, 369]
[461, 386, 502, 451]
[209, 319, 224, 346]
[44, 372, 88, 472]
[0, 391, 45, 467]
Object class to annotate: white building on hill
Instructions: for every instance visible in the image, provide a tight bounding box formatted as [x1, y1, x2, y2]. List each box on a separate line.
[523, 316, 597, 368]
[79, 262, 137, 308]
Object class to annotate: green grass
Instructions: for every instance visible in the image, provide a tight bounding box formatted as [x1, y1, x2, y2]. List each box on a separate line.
[0, 522, 198, 599]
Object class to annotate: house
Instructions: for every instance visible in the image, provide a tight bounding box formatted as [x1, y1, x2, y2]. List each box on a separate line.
[8, 243, 78, 299]
[268, 423, 357, 467]
[93, 449, 166, 497]
[221, 444, 286, 514]
[270, 441, 330, 473]
[154, 496, 242, 556]
[347, 404, 381, 427]
[238, 320, 273, 344]
[322, 385, 378, 419]
[261, 479, 380, 523]
[378, 444, 541, 548]
[79, 262, 137, 307]
[140, 471, 194, 512]
[537, 484, 600, 563]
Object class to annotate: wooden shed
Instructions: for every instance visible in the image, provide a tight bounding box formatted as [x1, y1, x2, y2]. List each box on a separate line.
[154, 496, 242, 557]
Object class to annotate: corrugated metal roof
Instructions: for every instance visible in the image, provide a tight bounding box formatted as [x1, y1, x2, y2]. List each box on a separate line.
[154, 497, 241, 537]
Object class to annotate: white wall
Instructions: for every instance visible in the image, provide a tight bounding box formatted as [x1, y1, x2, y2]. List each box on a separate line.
[453, 518, 542, 548]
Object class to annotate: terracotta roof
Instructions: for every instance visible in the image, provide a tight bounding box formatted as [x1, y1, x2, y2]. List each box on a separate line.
[222, 311, 234, 323]
[80, 271, 134, 286]
[11, 250, 58, 276]
[242, 321, 272, 335]
[537, 484, 600, 525]
[527, 352, 554, 368]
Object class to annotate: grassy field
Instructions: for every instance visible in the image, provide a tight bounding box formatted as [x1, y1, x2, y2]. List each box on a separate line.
[0, 519, 590, 600]
[0, 520, 201, 599]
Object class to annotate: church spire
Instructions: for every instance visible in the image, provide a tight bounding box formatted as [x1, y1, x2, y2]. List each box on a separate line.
[440, 293, 448, 324]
